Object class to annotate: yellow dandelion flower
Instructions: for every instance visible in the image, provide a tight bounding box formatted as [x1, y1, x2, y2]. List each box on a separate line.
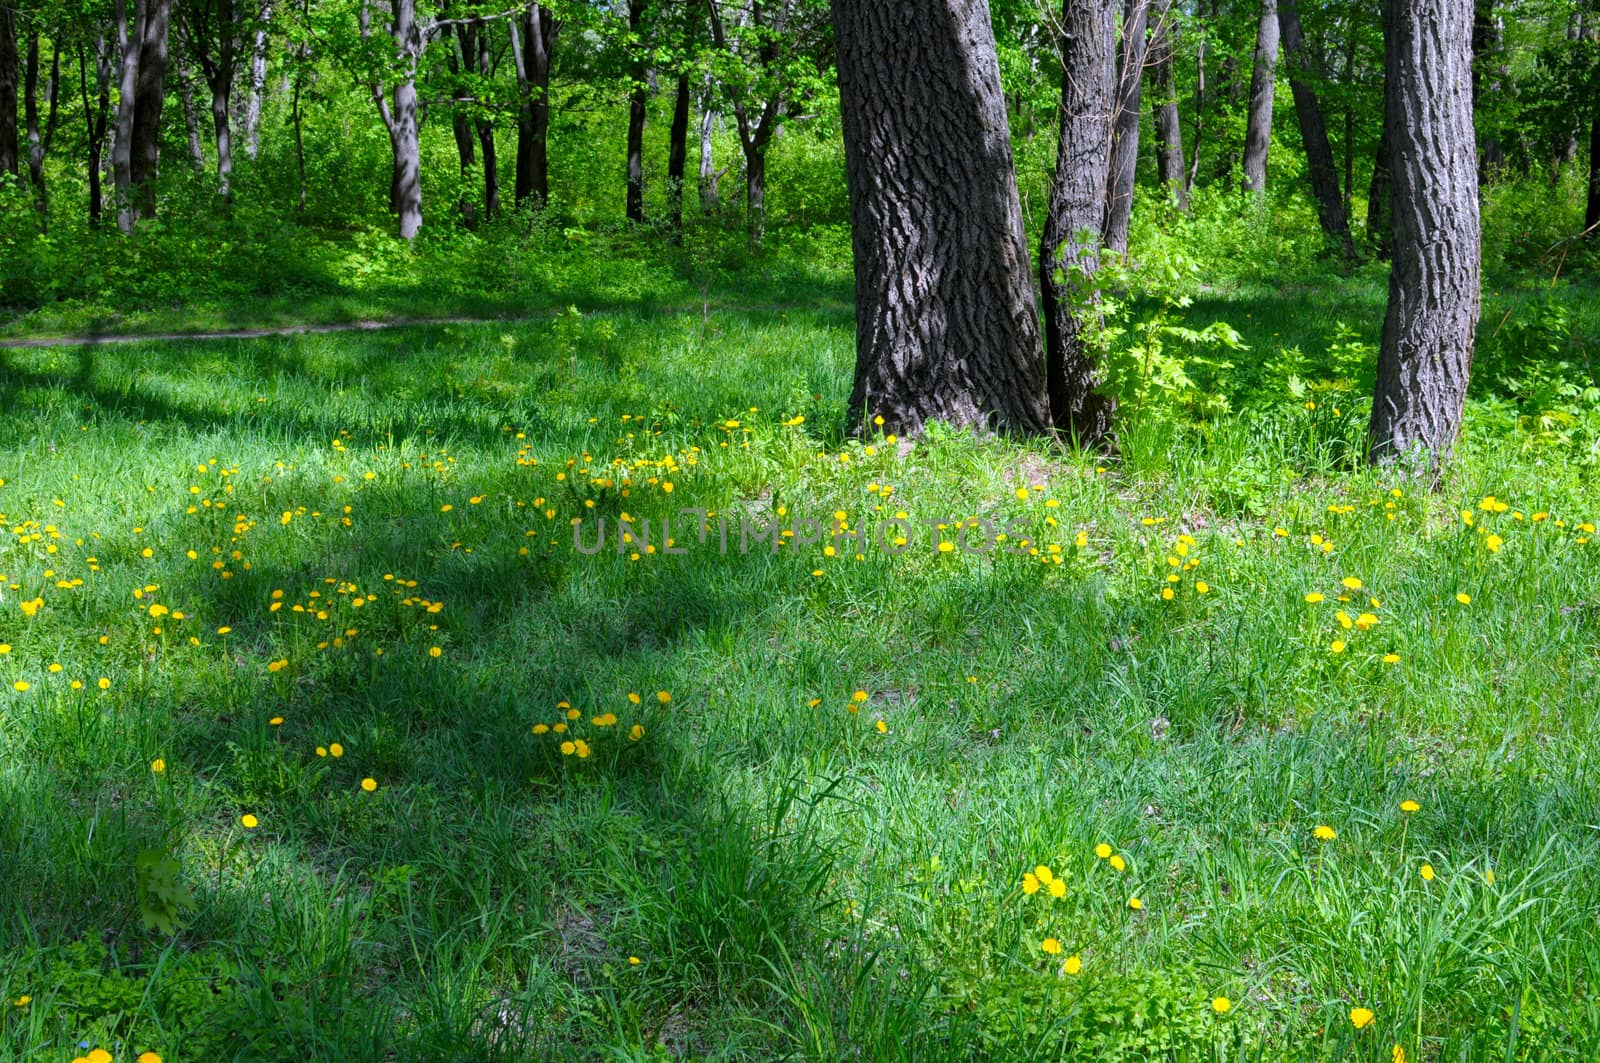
[1419, 863, 1435, 881]
[428, 646, 442, 658]
[629, 724, 645, 741]
[1040, 937, 1062, 956]
[329, 742, 344, 757]
[657, 690, 671, 704]
[1212, 996, 1232, 1014]
[1350, 1007, 1374, 1029]
[1022, 872, 1040, 895]
[1305, 592, 1325, 603]
[12, 680, 29, 692]
[1109, 854, 1126, 872]
[240, 814, 259, 829]
[151, 759, 165, 774]
[875, 719, 888, 734]
[1330, 640, 1346, 653]
[1400, 800, 1420, 813]
[1062, 954, 1082, 975]
[361, 778, 377, 792]
[1048, 877, 1066, 898]
[575, 739, 591, 758]
[1314, 825, 1337, 841]
[1486, 534, 1503, 553]
[1094, 843, 1112, 859]
[1034, 865, 1054, 885]
[560, 741, 576, 756]
[1128, 896, 1142, 910]
[1455, 593, 1471, 605]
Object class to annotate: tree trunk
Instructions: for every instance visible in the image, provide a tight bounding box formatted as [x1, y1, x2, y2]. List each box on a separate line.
[457, 21, 497, 220]
[112, 0, 143, 230]
[1102, 0, 1148, 254]
[744, 141, 768, 245]
[1367, 121, 1392, 257]
[1470, 0, 1505, 181]
[1149, 10, 1187, 209]
[832, 0, 1051, 436]
[1241, 0, 1278, 194]
[668, 71, 690, 239]
[363, 0, 422, 239]
[1279, 0, 1354, 258]
[1042, 0, 1119, 444]
[625, 0, 647, 224]
[1587, 111, 1600, 231]
[129, 0, 173, 221]
[79, 34, 113, 226]
[699, 77, 720, 211]
[0, 4, 17, 178]
[1367, 0, 1480, 473]
[178, 59, 207, 168]
[23, 35, 58, 221]
[451, 95, 476, 225]
[242, 1, 270, 159]
[512, 4, 556, 209]
[1186, 6, 1204, 190]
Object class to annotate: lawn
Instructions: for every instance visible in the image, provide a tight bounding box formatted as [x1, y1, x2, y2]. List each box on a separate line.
[1, 277, 1598, 1060]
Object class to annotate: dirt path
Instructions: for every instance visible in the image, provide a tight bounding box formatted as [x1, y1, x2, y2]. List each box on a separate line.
[0, 315, 509, 350]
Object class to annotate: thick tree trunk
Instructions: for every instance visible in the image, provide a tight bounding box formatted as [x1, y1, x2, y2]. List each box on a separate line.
[1367, 0, 1480, 473]
[668, 71, 690, 239]
[1042, 0, 1119, 444]
[744, 141, 768, 245]
[362, 0, 422, 239]
[1149, 11, 1187, 209]
[112, 0, 144, 230]
[512, 4, 556, 209]
[1102, 0, 1149, 254]
[242, 1, 270, 159]
[832, 0, 1051, 436]
[625, 0, 647, 224]
[1279, 0, 1354, 258]
[129, 0, 174, 221]
[1241, 0, 1278, 195]
[0, 4, 17, 178]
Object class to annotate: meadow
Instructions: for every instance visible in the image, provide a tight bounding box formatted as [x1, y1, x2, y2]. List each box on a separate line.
[2, 218, 1599, 1059]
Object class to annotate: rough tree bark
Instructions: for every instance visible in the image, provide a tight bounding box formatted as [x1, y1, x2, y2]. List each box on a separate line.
[1368, 0, 1480, 473]
[177, 58, 207, 169]
[698, 77, 724, 211]
[1149, 8, 1187, 209]
[668, 71, 690, 238]
[1241, 0, 1277, 195]
[1042, 0, 1119, 444]
[625, 0, 647, 224]
[1102, 0, 1149, 254]
[1279, 0, 1355, 257]
[510, 4, 557, 209]
[832, 0, 1051, 436]
[0, 4, 17, 178]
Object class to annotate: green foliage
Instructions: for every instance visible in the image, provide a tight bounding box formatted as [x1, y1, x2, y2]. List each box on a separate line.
[133, 848, 197, 937]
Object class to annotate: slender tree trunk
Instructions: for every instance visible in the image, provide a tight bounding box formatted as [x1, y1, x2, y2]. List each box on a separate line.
[832, 0, 1051, 436]
[1102, 0, 1149, 253]
[1149, 10, 1187, 209]
[1241, 0, 1278, 194]
[242, 0, 271, 159]
[1211, 52, 1239, 183]
[1367, 118, 1392, 257]
[668, 71, 690, 239]
[1368, 0, 1480, 473]
[129, 0, 174, 221]
[362, 0, 422, 239]
[1587, 112, 1600, 231]
[178, 59, 207, 168]
[1186, 8, 1204, 190]
[23, 36, 58, 219]
[450, 89, 476, 226]
[512, 4, 556, 209]
[0, 4, 17, 178]
[458, 21, 497, 219]
[625, 0, 647, 224]
[1042, 0, 1119, 444]
[1471, 0, 1505, 181]
[1279, 0, 1354, 258]
[79, 35, 113, 226]
[699, 77, 720, 211]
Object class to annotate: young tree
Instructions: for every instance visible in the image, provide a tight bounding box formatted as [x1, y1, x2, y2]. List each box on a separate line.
[1241, 0, 1277, 194]
[1041, 0, 1118, 442]
[23, 29, 61, 219]
[241, 0, 271, 158]
[181, 0, 243, 198]
[1367, 0, 1480, 472]
[625, 0, 647, 223]
[113, 0, 176, 229]
[832, 0, 1050, 435]
[1279, 0, 1355, 257]
[1148, 5, 1187, 208]
[1102, 0, 1148, 254]
[357, 0, 423, 239]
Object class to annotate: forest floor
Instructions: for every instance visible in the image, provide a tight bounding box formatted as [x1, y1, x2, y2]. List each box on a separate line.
[1, 274, 1598, 1060]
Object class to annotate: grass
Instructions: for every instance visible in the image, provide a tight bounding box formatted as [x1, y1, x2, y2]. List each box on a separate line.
[1, 271, 1598, 1061]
